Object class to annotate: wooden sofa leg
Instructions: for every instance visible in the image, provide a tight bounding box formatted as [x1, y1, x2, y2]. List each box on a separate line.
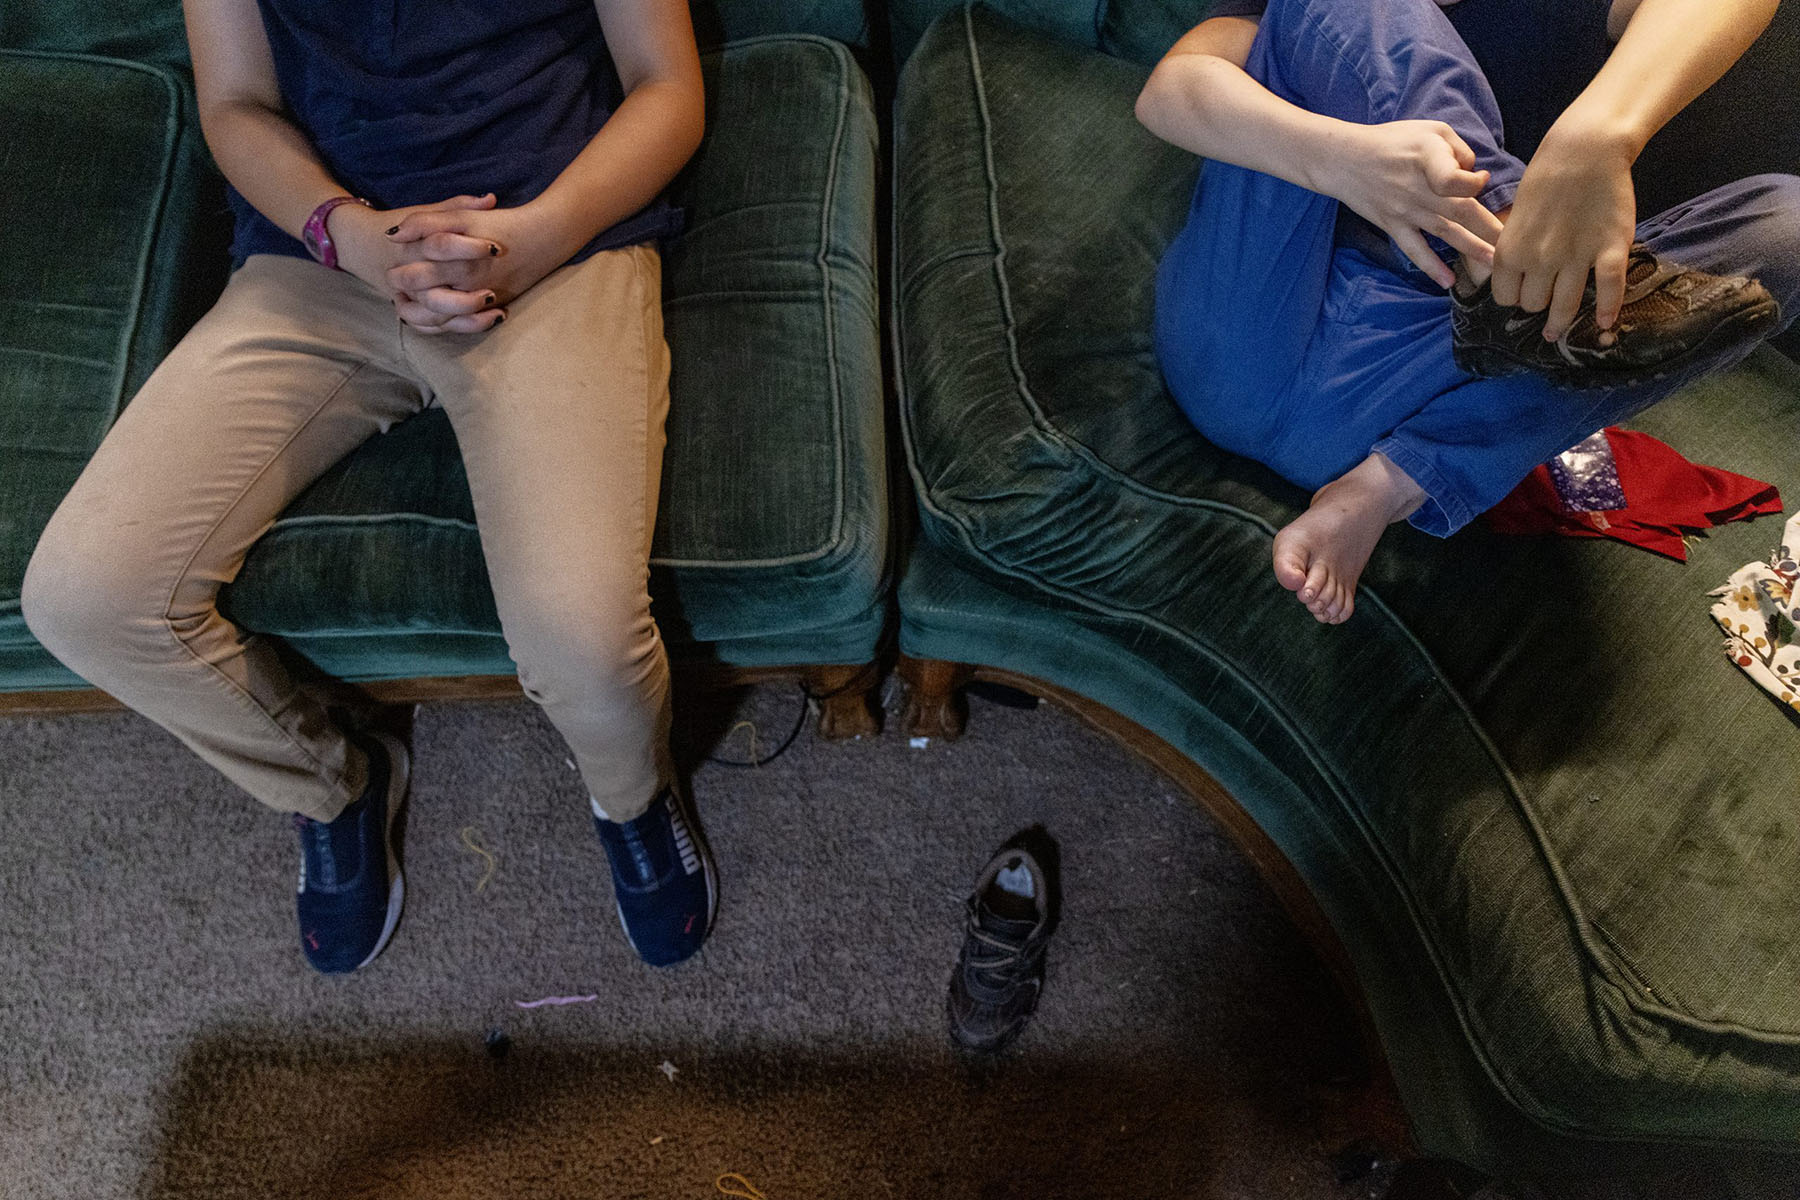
[802, 663, 882, 741]
[897, 655, 974, 740]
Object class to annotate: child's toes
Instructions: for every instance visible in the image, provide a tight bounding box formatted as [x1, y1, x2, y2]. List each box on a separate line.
[1300, 560, 1331, 602]
[1273, 544, 1311, 594]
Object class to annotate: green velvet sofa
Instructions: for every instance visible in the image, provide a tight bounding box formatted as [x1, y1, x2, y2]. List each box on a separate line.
[12, 0, 1800, 1193]
[0, 0, 889, 733]
[889, 0, 1800, 1194]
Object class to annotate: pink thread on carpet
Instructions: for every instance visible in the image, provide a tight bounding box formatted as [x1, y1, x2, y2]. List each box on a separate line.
[514, 994, 600, 1009]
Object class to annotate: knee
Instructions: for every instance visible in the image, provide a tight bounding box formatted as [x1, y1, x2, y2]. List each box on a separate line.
[1734, 174, 1800, 311]
[20, 505, 192, 681]
[515, 604, 666, 713]
[19, 526, 138, 667]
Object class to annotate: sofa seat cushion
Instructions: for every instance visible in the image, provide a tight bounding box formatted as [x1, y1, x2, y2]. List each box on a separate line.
[0, 50, 225, 656]
[3, 35, 885, 685]
[896, 5, 1800, 1145]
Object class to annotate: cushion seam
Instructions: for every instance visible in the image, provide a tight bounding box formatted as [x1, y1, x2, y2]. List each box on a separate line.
[817, 40, 852, 568]
[116, 72, 187, 415]
[253, 512, 876, 573]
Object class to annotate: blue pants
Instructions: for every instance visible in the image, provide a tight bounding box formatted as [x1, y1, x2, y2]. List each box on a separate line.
[1153, 0, 1800, 536]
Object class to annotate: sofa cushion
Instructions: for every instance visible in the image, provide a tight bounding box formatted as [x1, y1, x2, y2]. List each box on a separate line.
[0, 50, 226, 656]
[896, 4, 1800, 1148]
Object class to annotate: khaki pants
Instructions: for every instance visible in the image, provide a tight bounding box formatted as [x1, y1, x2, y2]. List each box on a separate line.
[22, 248, 673, 822]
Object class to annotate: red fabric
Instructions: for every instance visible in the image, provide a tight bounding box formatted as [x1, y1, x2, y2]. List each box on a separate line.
[1485, 428, 1782, 561]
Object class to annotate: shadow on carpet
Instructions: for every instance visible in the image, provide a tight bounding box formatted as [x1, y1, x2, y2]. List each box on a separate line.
[142, 1032, 1322, 1199]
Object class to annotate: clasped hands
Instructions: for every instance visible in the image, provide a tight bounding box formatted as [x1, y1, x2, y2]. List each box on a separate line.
[1331, 116, 1638, 342]
[337, 192, 563, 335]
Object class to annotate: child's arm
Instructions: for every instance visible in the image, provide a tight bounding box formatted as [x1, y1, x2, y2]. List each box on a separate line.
[1135, 17, 1503, 288]
[1494, 0, 1779, 341]
[183, 0, 500, 327]
[383, 0, 704, 326]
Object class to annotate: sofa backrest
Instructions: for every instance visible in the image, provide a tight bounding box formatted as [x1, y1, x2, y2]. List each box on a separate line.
[890, 0, 1797, 229]
[0, 0, 189, 67]
[889, 0, 1219, 66]
[0, 0, 872, 66]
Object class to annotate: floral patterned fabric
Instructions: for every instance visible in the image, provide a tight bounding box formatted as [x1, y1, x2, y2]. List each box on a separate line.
[1711, 508, 1800, 718]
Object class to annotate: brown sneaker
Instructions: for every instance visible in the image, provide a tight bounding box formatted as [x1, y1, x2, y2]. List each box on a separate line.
[1450, 244, 1779, 390]
[947, 829, 1059, 1054]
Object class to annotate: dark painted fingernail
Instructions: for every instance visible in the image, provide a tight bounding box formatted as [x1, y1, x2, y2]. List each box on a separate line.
[385, 225, 400, 235]
[493, 311, 506, 324]
[485, 293, 497, 307]
[489, 243, 499, 256]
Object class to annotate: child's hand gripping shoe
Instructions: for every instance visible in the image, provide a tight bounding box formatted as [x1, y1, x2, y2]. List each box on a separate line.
[1451, 243, 1778, 390]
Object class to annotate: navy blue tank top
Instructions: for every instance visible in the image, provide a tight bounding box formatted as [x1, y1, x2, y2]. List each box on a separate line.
[229, 0, 683, 266]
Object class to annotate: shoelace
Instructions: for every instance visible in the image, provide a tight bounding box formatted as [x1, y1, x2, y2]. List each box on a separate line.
[293, 812, 334, 888]
[965, 910, 1038, 987]
[613, 820, 659, 887]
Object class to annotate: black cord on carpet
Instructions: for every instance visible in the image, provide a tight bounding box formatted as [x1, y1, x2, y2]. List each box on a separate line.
[703, 683, 810, 768]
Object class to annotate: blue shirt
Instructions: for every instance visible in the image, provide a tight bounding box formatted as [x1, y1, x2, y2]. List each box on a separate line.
[230, 0, 683, 266]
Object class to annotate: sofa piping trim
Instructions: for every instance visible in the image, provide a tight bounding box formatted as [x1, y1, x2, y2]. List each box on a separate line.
[258, 506, 876, 579]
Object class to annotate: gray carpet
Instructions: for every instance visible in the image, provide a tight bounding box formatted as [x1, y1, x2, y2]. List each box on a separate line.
[0, 681, 1397, 1199]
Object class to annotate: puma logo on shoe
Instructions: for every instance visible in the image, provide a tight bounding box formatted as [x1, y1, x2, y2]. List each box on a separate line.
[667, 794, 701, 876]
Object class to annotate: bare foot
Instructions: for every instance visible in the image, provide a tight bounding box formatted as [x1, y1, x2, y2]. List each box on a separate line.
[1271, 453, 1425, 625]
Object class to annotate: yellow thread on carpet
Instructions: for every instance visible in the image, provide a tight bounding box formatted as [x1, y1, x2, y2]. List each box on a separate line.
[459, 826, 497, 893]
[715, 1173, 767, 1199]
[726, 719, 761, 765]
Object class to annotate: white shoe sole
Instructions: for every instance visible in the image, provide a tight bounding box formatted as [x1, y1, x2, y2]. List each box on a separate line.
[354, 732, 410, 971]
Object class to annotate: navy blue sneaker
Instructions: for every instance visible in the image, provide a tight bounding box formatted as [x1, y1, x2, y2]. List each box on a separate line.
[293, 732, 408, 975]
[592, 786, 716, 967]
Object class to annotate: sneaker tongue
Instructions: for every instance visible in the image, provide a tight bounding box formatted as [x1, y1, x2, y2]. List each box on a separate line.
[601, 801, 677, 888]
[975, 898, 1038, 940]
[1625, 247, 1661, 288]
[299, 796, 366, 889]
